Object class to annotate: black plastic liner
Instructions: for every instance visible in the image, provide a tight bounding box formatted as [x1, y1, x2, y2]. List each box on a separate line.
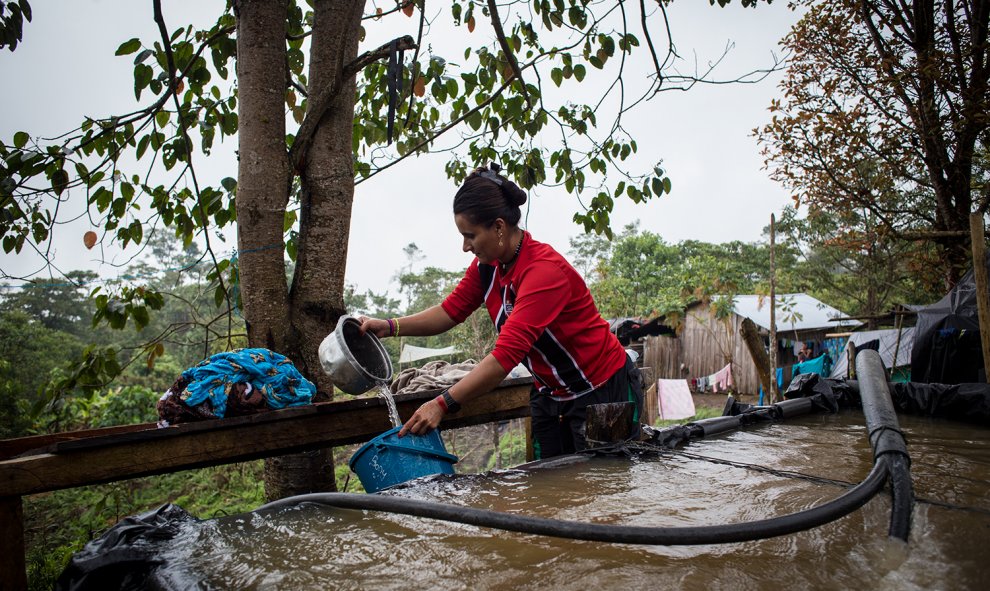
[55, 504, 198, 591]
[911, 252, 988, 384]
[783, 373, 990, 426]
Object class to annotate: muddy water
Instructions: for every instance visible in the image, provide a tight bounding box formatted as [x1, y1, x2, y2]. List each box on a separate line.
[156, 412, 989, 590]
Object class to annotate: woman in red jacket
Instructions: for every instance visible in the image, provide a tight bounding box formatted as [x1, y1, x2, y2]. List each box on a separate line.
[359, 164, 643, 459]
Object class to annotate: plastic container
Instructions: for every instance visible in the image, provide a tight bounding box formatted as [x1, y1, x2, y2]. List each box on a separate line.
[349, 427, 458, 493]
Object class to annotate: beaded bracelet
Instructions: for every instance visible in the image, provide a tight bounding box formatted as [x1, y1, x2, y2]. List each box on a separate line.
[386, 318, 396, 337]
[394, 317, 401, 337]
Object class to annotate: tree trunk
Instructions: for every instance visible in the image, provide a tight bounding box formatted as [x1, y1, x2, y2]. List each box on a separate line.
[258, 0, 367, 501]
[740, 318, 772, 400]
[236, 0, 346, 501]
[289, 0, 365, 394]
[236, 0, 291, 351]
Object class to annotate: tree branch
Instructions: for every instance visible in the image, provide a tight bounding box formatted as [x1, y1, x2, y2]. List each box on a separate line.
[289, 35, 417, 174]
[487, 0, 531, 108]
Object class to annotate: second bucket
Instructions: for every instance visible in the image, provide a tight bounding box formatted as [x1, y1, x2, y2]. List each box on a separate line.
[349, 427, 458, 493]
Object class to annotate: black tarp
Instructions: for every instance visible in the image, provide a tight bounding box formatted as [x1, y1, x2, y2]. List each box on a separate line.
[783, 373, 990, 426]
[911, 252, 988, 384]
[55, 504, 198, 591]
[608, 316, 676, 346]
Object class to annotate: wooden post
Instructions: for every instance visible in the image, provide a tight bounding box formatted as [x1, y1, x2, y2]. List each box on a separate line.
[0, 496, 26, 591]
[525, 417, 534, 461]
[970, 213, 990, 382]
[741, 318, 772, 401]
[769, 214, 779, 403]
[643, 381, 658, 426]
[891, 311, 905, 380]
[585, 402, 635, 445]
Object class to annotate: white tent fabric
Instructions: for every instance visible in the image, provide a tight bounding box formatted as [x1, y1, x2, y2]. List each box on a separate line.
[731, 293, 861, 332]
[829, 327, 915, 378]
[399, 343, 459, 363]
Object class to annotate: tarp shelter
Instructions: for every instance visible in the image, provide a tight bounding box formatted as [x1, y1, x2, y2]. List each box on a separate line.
[732, 294, 861, 333]
[912, 252, 988, 384]
[829, 328, 915, 380]
[399, 344, 458, 364]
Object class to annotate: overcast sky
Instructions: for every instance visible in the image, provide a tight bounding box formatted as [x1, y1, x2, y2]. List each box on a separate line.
[0, 0, 804, 297]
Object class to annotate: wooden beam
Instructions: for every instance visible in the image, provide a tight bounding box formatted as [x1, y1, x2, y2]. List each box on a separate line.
[0, 381, 531, 498]
[971, 214, 990, 383]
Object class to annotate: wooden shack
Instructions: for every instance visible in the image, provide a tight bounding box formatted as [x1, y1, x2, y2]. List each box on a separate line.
[642, 293, 860, 395]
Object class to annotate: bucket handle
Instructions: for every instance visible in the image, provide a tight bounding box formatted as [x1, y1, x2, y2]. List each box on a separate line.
[374, 441, 458, 464]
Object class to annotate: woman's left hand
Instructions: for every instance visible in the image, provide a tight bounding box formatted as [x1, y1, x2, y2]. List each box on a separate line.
[398, 398, 445, 437]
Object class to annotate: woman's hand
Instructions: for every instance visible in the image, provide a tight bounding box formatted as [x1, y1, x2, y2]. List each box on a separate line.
[398, 398, 445, 437]
[357, 316, 391, 338]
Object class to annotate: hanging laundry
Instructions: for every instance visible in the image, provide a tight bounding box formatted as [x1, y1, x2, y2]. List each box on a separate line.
[657, 379, 696, 421]
[712, 363, 734, 393]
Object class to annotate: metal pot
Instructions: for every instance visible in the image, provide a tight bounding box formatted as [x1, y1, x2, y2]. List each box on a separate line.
[318, 315, 394, 394]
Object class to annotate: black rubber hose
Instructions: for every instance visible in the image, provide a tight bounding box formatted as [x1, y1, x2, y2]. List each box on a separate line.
[886, 454, 913, 541]
[855, 349, 914, 541]
[255, 458, 889, 545]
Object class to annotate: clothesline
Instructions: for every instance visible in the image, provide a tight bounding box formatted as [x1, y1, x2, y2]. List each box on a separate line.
[687, 363, 734, 394]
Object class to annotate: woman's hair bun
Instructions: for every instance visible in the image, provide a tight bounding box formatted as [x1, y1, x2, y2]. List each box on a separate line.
[502, 179, 527, 207]
[478, 162, 527, 207]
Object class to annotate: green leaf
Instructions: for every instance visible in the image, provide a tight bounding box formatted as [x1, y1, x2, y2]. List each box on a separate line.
[131, 305, 150, 329]
[134, 48, 153, 64]
[13, 131, 28, 148]
[287, 47, 305, 74]
[129, 219, 143, 244]
[573, 64, 586, 82]
[115, 38, 141, 56]
[467, 110, 482, 131]
[550, 68, 563, 87]
[214, 284, 226, 308]
[220, 177, 237, 192]
[155, 110, 170, 128]
[51, 169, 69, 196]
[663, 177, 672, 194]
[136, 135, 150, 160]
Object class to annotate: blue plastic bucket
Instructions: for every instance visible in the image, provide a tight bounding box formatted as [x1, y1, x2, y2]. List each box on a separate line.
[348, 427, 458, 493]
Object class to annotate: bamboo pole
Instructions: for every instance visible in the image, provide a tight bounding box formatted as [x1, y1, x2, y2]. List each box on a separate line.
[970, 214, 990, 383]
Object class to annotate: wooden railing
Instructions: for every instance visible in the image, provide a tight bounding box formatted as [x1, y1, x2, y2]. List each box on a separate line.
[0, 378, 533, 591]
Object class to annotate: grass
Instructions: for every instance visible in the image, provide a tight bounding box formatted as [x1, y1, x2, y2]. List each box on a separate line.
[653, 405, 722, 427]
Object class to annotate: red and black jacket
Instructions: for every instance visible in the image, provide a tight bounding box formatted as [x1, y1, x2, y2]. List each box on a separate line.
[442, 231, 627, 400]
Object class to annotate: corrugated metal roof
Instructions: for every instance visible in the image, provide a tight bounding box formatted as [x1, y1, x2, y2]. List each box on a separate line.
[729, 293, 861, 332]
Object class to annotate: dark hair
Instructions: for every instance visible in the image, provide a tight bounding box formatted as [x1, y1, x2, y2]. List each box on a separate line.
[452, 163, 528, 227]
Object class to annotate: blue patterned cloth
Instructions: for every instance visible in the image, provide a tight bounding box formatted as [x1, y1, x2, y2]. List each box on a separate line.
[179, 348, 315, 418]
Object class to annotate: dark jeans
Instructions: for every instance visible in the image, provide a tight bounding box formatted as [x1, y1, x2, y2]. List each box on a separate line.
[529, 357, 644, 459]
